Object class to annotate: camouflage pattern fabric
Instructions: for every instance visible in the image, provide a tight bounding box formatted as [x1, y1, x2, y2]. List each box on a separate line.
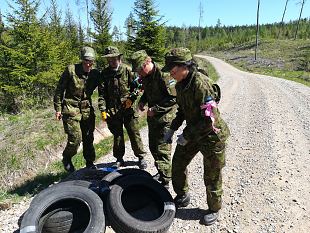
[138, 63, 177, 183]
[54, 63, 99, 163]
[98, 63, 146, 159]
[80, 46, 96, 61]
[170, 68, 230, 212]
[62, 112, 96, 163]
[162, 47, 193, 72]
[102, 46, 123, 58]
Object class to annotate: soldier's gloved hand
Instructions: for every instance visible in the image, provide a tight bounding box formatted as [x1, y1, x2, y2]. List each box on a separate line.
[138, 102, 145, 111]
[101, 111, 110, 121]
[123, 99, 133, 109]
[176, 134, 188, 146]
[163, 129, 175, 144]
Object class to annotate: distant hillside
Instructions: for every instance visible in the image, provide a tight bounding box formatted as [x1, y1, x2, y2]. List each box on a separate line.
[204, 39, 310, 86]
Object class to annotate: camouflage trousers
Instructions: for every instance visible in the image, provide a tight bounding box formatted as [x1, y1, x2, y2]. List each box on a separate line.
[147, 116, 172, 184]
[172, 132, 226, 212]
[62, 111, 96, 163]
[106, 110, 146, 160]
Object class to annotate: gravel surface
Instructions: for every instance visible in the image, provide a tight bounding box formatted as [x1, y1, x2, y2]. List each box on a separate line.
[1, 56, 309, 233]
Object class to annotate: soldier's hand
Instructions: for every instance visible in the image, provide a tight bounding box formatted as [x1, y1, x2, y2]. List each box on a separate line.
[176, 134, 188, 146]
[55, 112, 62, 120]
[163, 128, 175, 144]
[101, 111, 110, 121]
[138, 102, 145, 111]
[123, 99, 133, 109]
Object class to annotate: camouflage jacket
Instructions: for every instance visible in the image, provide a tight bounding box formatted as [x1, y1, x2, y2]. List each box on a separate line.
[170, 68, 230, 141]
[98, 63, 137, 114]
[53, 63, 99, 120]
[139, 63, 177, 116]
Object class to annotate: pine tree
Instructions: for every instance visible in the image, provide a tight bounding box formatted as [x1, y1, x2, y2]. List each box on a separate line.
[90, 0, 112, 67]
[0, 0, 77, 112]
[130, 0, 166, 62]
[64, 6, 79, 51]
[125, 12, 137, 53]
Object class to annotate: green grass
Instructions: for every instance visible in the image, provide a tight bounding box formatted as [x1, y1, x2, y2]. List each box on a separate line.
[207, 38, 310, 87]
[195, 56, 220, 82]
[0, 115, 147, 204]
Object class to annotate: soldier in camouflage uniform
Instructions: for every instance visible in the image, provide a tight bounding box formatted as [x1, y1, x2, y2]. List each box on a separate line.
[54, 46, 100, 172]
[98, 46, 147, 169]
[130, 50, 177, 188]
[162, 47, 230, 225]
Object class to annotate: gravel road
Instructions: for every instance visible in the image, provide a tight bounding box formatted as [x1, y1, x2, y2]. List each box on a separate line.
[1, 56, 309, 233]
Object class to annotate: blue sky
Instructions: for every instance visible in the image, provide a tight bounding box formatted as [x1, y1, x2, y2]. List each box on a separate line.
[1, 0, 309, 33]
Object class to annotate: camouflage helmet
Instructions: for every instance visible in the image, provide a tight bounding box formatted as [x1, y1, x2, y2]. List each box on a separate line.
[130, 50, 149, 72]
[102, 46, 123, 58]
[80, 46, 96, 61]
[162, 47, 193, 72]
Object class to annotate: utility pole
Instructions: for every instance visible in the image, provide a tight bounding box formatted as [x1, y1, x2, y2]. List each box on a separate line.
[255, 0, 260, 61]
[278, 0, 289, 38]
[294, 0, 306, 39]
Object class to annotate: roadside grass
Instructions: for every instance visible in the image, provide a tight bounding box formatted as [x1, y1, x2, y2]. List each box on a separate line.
[208, 39, 310, 86]
[195, 56, 220, 82]
[0, 115, 147, 204]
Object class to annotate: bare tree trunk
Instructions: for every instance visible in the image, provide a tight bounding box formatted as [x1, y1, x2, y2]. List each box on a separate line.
[277, 0, 289, 38]
[294, 0, 306, 40]
[255, 0, 260, 60]
[75, 0, 91, 42]
[198, 1, 204, 51]
[86, 0, 90, 42]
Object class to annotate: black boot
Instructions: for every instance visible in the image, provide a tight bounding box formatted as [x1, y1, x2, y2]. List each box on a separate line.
[138, 158, 147, 170]
[114, 158, 125, 168]
[62, 158, 75, 173]
[174, 193, 190, 208]
[86, 161, 97, 169]
[200, 210, 219, 226]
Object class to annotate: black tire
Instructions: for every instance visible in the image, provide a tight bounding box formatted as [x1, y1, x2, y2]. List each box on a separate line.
[31, 180, 106, 232]
[30, 180, 100, 206]
[64, 168, 109, 182]
[41, 210, 72, 233]
[20, 185, 105, 233]
[107, 175, 175, 233]
[38, 208, 71, 233]
[102, 168, 152, 184]
[41, 207, 90, 233]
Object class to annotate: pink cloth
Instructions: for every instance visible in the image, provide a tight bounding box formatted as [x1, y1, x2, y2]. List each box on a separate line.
[200, 100, 221, 133]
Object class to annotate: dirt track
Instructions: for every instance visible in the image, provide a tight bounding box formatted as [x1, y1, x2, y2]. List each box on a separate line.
[192, 55, 310, 232]
[1, 56, 309, 233]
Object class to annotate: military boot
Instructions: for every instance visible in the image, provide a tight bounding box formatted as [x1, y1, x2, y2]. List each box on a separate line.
[174, 193, 190, 208]
[86, 161, 97, 169]
[200, 210, 219, 226]
[114, 158, 125, 168]
[62, 158, 75, 173]
[138, 158, 147, 170]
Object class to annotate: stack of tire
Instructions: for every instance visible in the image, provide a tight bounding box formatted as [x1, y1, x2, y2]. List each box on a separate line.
[20, 168, 176, 233]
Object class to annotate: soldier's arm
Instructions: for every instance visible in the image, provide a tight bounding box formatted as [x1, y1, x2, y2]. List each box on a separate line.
[138, 91, 147, 106]
[88, 69, 100, 96]
[170, 103, 185, 131]
[151, 73, 176, 113]
[53, 66, 70, 113]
